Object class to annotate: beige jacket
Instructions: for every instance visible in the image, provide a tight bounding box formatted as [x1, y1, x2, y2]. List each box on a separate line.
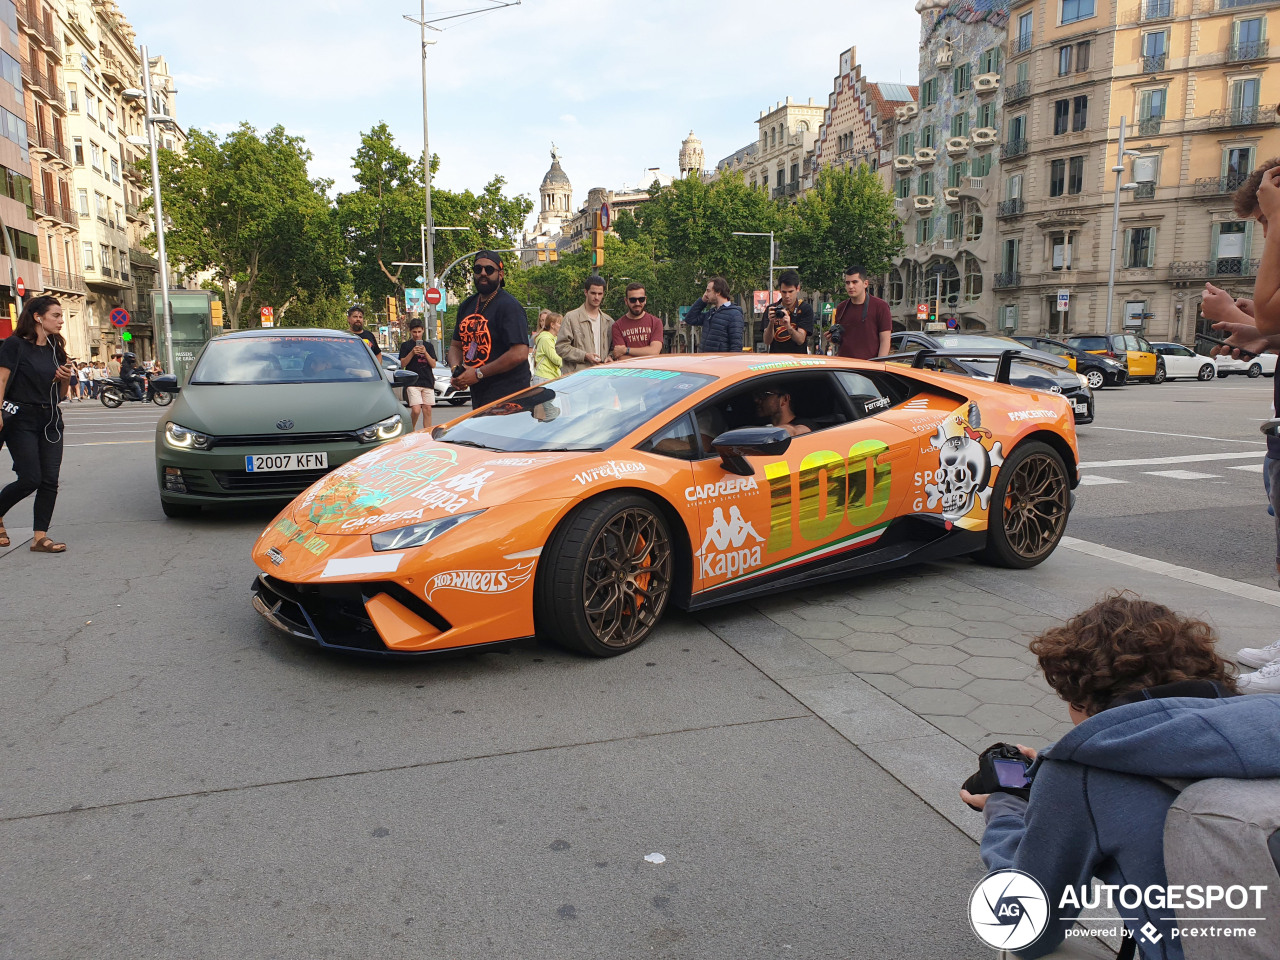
[555, 306, 614, 375]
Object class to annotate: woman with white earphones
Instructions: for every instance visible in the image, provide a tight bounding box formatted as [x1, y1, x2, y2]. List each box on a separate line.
[0, 296, 75, 553]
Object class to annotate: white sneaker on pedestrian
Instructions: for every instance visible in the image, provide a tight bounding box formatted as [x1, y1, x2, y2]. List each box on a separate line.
[1236, 659, 1280, 695]
[1235, 639, 1280, 669]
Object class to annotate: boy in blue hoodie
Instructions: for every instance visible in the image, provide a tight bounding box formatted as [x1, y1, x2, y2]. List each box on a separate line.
[961, 593, 1280, 959]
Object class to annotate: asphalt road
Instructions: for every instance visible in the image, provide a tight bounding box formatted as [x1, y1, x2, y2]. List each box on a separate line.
[0, 400, 986, 960]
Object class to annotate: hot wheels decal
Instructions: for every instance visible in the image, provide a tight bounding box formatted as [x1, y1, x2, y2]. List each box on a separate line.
[425, 560, 536, 601]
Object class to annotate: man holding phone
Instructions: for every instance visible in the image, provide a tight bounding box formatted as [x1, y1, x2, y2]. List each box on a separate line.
[763, 270, 813, 354]
[398, 316, 437, 432]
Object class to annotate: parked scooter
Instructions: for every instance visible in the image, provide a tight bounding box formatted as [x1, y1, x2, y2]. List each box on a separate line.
[99, 377, 172, 408]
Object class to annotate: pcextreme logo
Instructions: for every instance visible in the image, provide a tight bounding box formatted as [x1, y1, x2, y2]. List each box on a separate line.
[969, 869, 1049, 951]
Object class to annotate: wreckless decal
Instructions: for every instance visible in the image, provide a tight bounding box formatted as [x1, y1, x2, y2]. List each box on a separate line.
[573, 460, 647, 485]
[425, 560, 536, 602]
[764, 440, 894, 552]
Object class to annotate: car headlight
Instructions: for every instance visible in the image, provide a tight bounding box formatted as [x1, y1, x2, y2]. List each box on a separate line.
[370, 509, 484, 552]
[164, 421, 212, 450]
[1076, 373, 1090, 388]
[357, 414, 405, 444]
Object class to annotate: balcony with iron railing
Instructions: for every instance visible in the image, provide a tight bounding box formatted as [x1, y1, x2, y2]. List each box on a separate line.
[1142, 54, 1166, 73]
[994, 271, 1021, 289]
[997, 198, 1025, 217]
[1137, 116, 1164, 136]
[1013, 34, 1032, 54]
[43, 269, 86, 294]
[1207, 104, 1277, 128]
[1192, 173, 1249, 196]
[1169, 259, 1260, 279]
[1005, 79, 1031, 103]
[1002, 138, 1028, 159]
[1134, 182, 1156, 200]
[1227, 39, 1268, 62]
[17, 0, 63, 56]
[33, 129, 70, 164]
[1135, 0, 1173, 21]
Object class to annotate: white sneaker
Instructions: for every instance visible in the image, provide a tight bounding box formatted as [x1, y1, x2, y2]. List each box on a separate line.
[1235, 639, 1280, 669]
[1236, 659, 1280, 695]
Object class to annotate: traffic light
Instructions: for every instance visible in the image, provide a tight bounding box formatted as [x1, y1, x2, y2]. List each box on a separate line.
[548, 244, 558, 263]
[537, 241, 547, 263]
[386, 295, 398, 325]
[211, 299, 224, 327]
[592, 228, 605, 268]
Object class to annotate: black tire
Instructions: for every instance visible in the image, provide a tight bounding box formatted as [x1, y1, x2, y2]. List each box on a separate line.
[448, 397, 467, 406]
[978, 441, 1071, 570]
[1084, 368, 1105, 390]
[1151, 363, 1166, 384]
[100, 387, 123, 408]
[151, 391, 173, 407]
[1197, 364, 1215, 381]
[1218, 370, 1230, 378]
[161, 498, 201, 518]
[1248, 363, 1263, 379]
[535, 494, 674, 657]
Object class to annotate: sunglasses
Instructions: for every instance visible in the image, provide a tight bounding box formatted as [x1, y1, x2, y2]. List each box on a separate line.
[627, 296, 647, 303]
[753, 390, 779, 400]
[473, 264, 499, 276]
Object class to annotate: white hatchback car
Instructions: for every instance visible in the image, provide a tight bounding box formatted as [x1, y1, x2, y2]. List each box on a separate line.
[1214, 350, 1277, 379]
[1150, 342, 1219, 382]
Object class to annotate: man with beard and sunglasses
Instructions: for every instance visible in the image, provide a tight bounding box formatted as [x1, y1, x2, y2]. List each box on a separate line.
[610, 283, 664, 359]
[447, 251, 531, 409]
[347, 306, 381, 357]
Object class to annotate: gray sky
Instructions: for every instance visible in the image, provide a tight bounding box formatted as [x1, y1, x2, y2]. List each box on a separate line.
[127, 0, 920, 215]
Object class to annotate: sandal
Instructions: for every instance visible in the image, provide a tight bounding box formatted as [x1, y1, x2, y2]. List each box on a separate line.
[0, 523, 8, 548]
[30, 537, 66, 554]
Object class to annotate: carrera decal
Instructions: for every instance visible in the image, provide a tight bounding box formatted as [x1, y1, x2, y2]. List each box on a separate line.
[425, 561, 536, 602]
[685, 476, 760, 503]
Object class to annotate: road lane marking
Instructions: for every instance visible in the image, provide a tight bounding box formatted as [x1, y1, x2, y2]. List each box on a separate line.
[1077, 475, 1129, 486]
[1060, 537, 1280, 608]
[63, 440, 151, 447]
[1079, 451, 1262, 468]
[1144, 470, 1222, 480]
[1231, 463, 1266, 473]
[1084, 426, 1265, 445]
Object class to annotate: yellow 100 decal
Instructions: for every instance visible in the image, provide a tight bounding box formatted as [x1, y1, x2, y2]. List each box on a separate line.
[764, 439, 893, 552]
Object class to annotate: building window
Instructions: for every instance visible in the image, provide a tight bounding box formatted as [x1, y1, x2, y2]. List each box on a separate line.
[1068, 155, 1084, 194]
[1058, 46, 1073, 76]
[1016, 12, 1033, 52]
[1076, 40, 1091, 72]
[964, 256, 983, 300]
[1123, 227, 1156, 268]
[947, 211, 962, 240]
[1053, 99, 1070, 135]
[916, 218, 934, 243]
[1015, 59, 1030, 86]
[1230, 76, 1262, 116]
[966, 208, 984, 241]
[897, 132, 915, 155]
[971, 152, 992, 178]
[1050, 158, 1067, 197]
[953, 63, 972, 94]
[67, 83, 77, 111]
[1006, 173, 1024, 201]
[921, 125, 936, 149]
[1061, 0, 1095, 25]
[1009, 114, 1027, 143]
[918, 172, 934, 196]
[90, 142, 102, 171]
[979, 47, 1002, 74]
[1051, 234, 1074, 270]
[83, 241, 95, 271]
[1225, 146, 1254, 183]
[897, 176, 911, 199]
[888, 269, 904, 305]
[73, 137, 83, 166]
[790, 162, 799, 183]
[110, 157, 119, 183]
[948, 160, 969, 187]
[776, 168, 784, 189]
[978, 101, 996, 129]
[95, 192, 106, 219]
[1001, 238, 1020, 274]
[951, 113, 969, 137]
[1072, 96, 1088, 131]
[77, 187, 88, 216]
[921, 77, 938, 107]
[86, 96, 97, 121]
[1214, 221, 1251, 273]
[100, 244, 111, 273]
[1139, 87, 1167, 121]
[115, 202, 123, 226]
[1232, 18, 1265, 61]
[1001, 304, 1019, 330]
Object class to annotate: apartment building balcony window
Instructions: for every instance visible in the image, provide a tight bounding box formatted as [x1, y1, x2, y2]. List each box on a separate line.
[1002, 138, 1028, 159]
[1123, 227, 1156, 269]
[1140, 0, 1172, 20]
[1142, 30, 1168, 73]
[1134, 182, 1156, 199]
[1014, 12, 1032, 53]
[1061, 0, 1096, 25]
[998, 198, 1025, 217]
[1228, 18, 1266, 61]
[1006, 79, 1031, 102]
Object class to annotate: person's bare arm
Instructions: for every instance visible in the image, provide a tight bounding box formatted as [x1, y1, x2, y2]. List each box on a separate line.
[878, 330, 893, 356]
[1253, 168, 1280, 335]
[0, 367, 9, 398]
[454, 344, 530, 388]
[630, 340, 663, 357]
[447, 342, 462, 369]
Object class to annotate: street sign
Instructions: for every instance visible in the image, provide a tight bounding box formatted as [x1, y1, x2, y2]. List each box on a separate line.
[1056, 289, 1070, 312]
[599, 201, 611, 230]
[753, 291, 770, 315]
[917, 303, 928, 321]
[416, 275, 425, 284]
[404, 288, 425, 313]
[121, 331, 133, 342]
[821, 302, 835, 319]
[261, 305, 274, 328]
[15, 276, 24, 297]
[425, 287, 442, 306]
[110, 307, 130, 327]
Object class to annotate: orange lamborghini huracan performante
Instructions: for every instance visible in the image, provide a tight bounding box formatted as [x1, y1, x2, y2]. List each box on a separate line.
[251, 352, 1080, 657]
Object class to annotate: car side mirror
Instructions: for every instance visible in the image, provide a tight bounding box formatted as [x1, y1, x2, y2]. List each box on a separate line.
[710, 426, 792, 476]
[151, 374, 180, 394]
[392, 369, 419, 387]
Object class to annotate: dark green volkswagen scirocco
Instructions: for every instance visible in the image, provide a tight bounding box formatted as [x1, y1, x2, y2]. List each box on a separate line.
[152, 329, 416, 517]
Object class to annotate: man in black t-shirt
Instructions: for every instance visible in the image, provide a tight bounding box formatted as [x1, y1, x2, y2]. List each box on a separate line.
[398, 316, 438, 432]
[447, 251, 531, 409]
[763, 269, 815, 354]
[347, 306, 381, 357]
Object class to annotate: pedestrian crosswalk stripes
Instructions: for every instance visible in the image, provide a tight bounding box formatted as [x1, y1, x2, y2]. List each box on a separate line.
[1144, 470, 1222, 481]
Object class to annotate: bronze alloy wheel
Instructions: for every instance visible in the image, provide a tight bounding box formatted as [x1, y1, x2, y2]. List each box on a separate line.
[1001, 451, 1070, 562]
[581, 507, 673, 649]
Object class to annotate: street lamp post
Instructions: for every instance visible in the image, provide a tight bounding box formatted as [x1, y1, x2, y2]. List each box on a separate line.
[123, 46, 178, 372]
[1104, 117, 1140, 336]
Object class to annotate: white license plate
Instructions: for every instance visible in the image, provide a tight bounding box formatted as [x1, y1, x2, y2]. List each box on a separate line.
[1073, 401, 1088, 415]
[245, 452, 329, 472]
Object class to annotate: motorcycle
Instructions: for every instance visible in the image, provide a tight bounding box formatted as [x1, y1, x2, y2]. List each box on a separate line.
[99, 376, 172, 408]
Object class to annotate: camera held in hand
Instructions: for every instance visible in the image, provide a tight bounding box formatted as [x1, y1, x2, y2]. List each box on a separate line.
[827, 324, 843, 345]
[962, 742, 1034, 810]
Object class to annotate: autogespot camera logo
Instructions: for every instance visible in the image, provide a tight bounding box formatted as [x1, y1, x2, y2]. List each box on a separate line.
[969, 869, 1050, 951]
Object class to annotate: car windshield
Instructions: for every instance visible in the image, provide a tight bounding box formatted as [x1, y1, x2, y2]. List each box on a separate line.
[935, 334, 1025, 351]
[190, 337, 382, 385]
[436, 367, 716, 452]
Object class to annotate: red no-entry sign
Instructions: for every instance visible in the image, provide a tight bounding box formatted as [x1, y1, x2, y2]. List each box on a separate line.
[15, 276, 25, 297]
[425, 287, 442, 306]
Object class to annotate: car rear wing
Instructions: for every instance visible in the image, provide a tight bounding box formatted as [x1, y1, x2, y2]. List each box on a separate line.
[874, 347, 1069, 385]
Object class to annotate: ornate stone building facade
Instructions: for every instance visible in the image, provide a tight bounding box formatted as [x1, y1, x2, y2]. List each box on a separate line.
[716, 97, 826, 198]
[811, 45, 916, 180]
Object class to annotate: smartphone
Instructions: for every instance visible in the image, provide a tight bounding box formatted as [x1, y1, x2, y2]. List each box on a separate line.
[993, 757, 1032, 788]
[1195, 332, 1259, 360]
[1261, 418, 1280, 438]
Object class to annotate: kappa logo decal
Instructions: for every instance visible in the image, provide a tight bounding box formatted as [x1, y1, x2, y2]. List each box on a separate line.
[697, 506, 765, 579]
[411, 466, 494, 514]
[425, 561, 536, 601]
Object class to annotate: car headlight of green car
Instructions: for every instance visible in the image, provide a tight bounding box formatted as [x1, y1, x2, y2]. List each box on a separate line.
[357, 415, 405, 444]
[165, 422, 213, 450]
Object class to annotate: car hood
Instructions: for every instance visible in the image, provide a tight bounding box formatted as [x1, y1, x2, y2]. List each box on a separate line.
[285, 434, 586, 536]
[174, 383, 398, 435]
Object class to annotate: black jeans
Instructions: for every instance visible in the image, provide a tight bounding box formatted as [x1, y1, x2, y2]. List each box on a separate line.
[0, 405, 64, 531]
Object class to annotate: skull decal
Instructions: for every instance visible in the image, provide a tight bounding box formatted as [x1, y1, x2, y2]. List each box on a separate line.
[924, 410, 1005, 521]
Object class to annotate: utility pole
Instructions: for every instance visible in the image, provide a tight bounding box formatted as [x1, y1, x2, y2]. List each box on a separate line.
[1105, 117, 1139, 336]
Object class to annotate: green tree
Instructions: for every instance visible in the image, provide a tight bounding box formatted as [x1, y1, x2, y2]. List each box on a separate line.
[785, 165, 902, 296]
[153, 123, 343, 330]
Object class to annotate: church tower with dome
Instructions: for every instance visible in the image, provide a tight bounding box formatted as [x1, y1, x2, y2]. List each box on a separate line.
[679, 131, 704, 179]
[536, 143, 573, 237]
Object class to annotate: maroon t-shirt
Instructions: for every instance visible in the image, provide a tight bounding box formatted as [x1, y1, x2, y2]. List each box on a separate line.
[833, 295, 893, 360]
[611, 313, 664, 351]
